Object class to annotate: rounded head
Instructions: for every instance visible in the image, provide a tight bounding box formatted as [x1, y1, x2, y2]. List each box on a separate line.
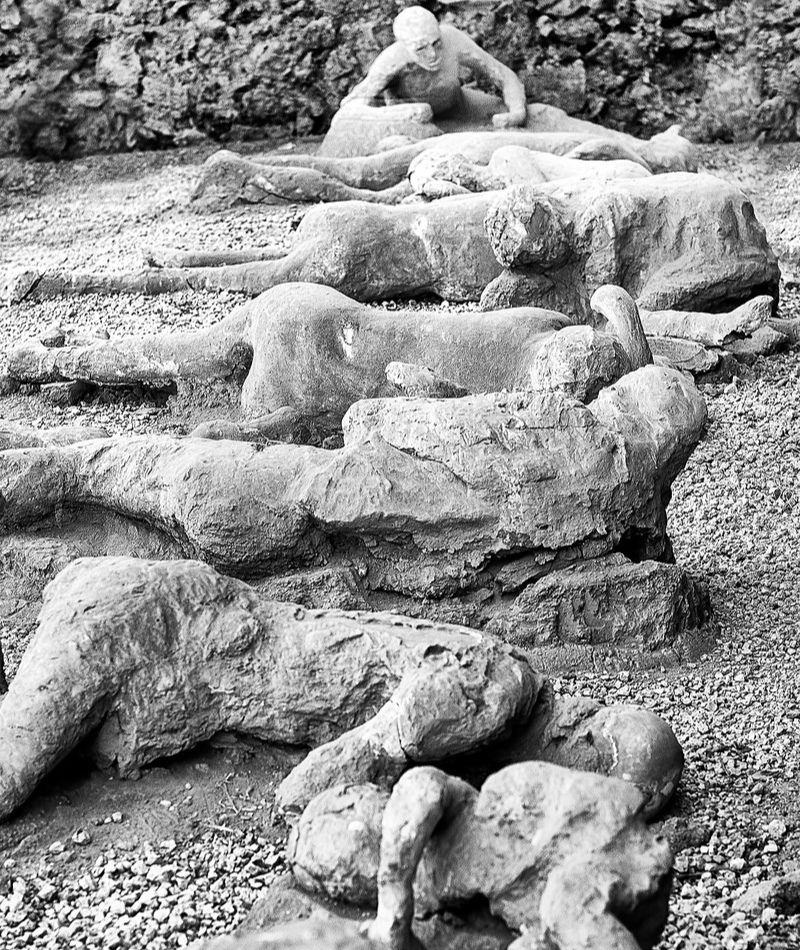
[189, 419, 243, 441]
[287, 783, 388, 904]
[591, 705, 684, 818]
[393, 6, 443, 71]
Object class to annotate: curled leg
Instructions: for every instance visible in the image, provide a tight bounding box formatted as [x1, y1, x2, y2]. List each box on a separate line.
[0, 556, 535, 821]
[0, 561, 136, 818]
[368, 768, 474, 950]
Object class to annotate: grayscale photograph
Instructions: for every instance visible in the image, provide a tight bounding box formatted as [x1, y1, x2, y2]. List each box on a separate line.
[0, 1, 798, 948]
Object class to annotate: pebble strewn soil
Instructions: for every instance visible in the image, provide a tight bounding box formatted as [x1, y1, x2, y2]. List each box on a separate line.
[1, 143, 800, 949]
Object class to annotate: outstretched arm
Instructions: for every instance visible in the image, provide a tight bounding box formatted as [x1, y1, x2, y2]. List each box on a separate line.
[368, 767, 475, 950]
[452, 27, 527, 128]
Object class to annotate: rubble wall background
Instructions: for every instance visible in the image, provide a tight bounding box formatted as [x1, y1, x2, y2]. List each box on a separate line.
[2, 0, 799, 157]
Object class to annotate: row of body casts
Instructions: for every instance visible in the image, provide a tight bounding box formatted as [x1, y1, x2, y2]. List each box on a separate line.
[0, 8, 788, 950]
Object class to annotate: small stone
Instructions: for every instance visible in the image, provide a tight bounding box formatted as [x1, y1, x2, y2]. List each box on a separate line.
[9, 878, 27, 912]
[732, 871, 800, 914]
[48, 840, 66, 854]
[37, 884, 57, 901]
[766, 820, 787, 839]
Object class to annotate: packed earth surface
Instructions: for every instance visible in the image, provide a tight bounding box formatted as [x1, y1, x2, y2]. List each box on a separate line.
[0, 139, 800, 950]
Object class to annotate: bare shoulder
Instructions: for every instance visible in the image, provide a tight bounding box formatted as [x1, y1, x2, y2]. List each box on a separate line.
[441, 23, 474, 46]
[372, 41, 415, 73]
[348, 41, 413, 96]
[443, 22, 492, 61]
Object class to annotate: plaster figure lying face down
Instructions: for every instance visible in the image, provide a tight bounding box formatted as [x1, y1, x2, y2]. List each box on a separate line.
[0, 332, 707, 592]
[285, 763, 673, 950]
[4, 283, 568, 424]
[192, 140, 653, 207]
[0, 284, 712, 669]
[0, 556, 683, 826]
[7, 174, 779, 317]
[5, 283, 773, 435]
[404, 144, 651, 201]
[192, 117, 698, 208]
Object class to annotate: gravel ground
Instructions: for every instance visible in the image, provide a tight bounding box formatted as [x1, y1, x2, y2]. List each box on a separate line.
[3, 831, 286, 950]
[1, 142, 800, 949]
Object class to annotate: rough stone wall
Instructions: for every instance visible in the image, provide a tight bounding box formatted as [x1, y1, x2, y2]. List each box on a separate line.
[2, 0, 800, 157]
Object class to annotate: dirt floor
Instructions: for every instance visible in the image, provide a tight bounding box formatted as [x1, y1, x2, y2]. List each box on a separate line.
[0, 141, 800, 949]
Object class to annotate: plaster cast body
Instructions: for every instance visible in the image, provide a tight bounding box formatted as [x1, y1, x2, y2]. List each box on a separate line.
[290, 763, 673, 950]
[7, 175, 778, 316]
[342, 8, 527, 129]
[0, 557, 683, 822]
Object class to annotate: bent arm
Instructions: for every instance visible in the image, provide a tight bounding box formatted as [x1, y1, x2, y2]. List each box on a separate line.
[453, 28, 526, 126]
[343, 45, 410, 105]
